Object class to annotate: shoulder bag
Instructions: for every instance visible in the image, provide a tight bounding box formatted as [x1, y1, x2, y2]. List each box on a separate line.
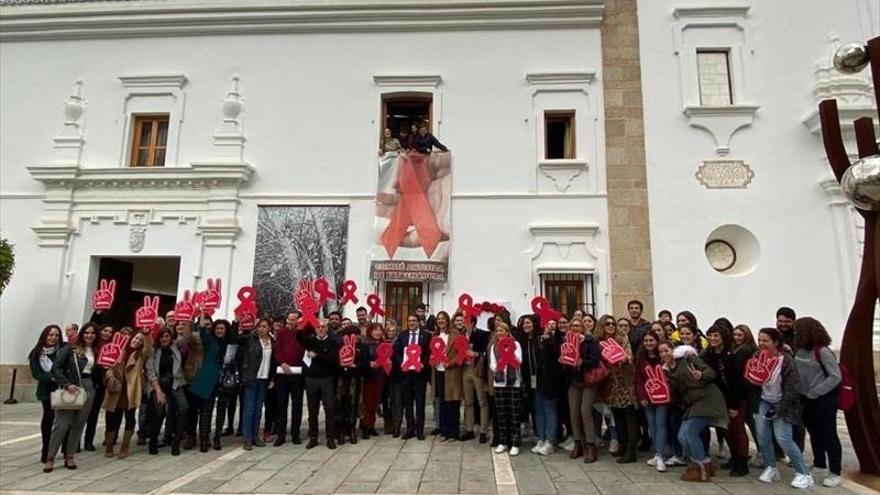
[50, 351, 88, 410]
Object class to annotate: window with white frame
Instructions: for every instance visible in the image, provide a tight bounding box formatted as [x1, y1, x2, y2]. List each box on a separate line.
[696, 50, 733, 106]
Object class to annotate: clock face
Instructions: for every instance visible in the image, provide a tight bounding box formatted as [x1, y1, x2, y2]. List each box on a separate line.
[705, 240, 736, 272]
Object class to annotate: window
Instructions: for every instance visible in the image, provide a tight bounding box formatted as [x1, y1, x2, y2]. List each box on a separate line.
[384, 281, 423, 326]
[129, 114, 169, 167]
[696, 51, 733, 106]
[544, 110, 575, 159]
[381, 93, 432, 148]
[542, 273, 596, 317]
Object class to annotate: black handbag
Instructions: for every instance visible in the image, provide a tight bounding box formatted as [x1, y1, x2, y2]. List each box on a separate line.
[220, 366, 240, 393]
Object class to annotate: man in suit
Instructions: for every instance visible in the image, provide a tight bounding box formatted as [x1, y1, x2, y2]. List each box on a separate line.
[394, 314, 431, 440]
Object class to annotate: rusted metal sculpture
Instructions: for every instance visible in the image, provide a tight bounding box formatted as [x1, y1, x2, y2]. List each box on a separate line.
[818, 35, 880, 475]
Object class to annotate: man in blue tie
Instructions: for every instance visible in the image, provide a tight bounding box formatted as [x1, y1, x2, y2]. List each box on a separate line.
[394, 314, 430, 440]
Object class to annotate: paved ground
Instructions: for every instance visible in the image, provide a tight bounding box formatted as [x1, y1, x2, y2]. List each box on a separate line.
[0, 403, 876, 495]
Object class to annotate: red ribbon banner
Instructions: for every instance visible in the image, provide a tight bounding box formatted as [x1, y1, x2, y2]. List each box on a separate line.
[376, 342, 393, 374]
[340, 279, 359, 305]
[458, 293, 482, 320]
[314, 278, 336, 305]
[496, 336, 520, 372]
[379, 153, 443, 259]
[452, 334, 470, 366]
[531, 296, 561, 329]
[430, 336, 448, 368]
[402, 343, 423, 372]
[367, 293, 385, 318]
[234, 286, 258, 330]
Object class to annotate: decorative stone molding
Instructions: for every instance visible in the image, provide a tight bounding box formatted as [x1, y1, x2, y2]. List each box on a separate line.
[118, 74, 187, 89]
[0, 0, 606, 40]
[373, 75, 442, 88]
[683, 105, 759, 155]
[525, 71, 596, 86]
[212, 75, 246, 162]
[695, 159, 754, 189]
[538, 159, 589, 193]
[51, 78, 86, 165]
[116, 74, 188, 167]
[525, 223, 608, 303]
[27, 162, 254, 190]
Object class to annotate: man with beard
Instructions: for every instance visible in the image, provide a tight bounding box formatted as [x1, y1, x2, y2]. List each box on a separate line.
[273, 311, 305, 446]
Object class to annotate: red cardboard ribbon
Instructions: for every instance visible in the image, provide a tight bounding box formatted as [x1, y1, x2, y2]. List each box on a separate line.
[430, 336, 448, 368]
[314, 278, 336, 305]
[340, 280, 359, 305]
[452, 334, 470, 366]
[91, 279, 116, 311]
[644, 364, 670, 404]
[559, 331, 581, 367]
[234, 286, 258, 330]
[135, 295, 160, 328]
[531, 296, 561, 329]
[479, 301, 505, 314]
[380, 153, 443, 259]
[402, 343, 423, 372]
[295, 288, 320, 329]
[174, 290, 196, 322]
[339, 334, 357, 367]
[496, 336, 520, 371]
[376, 342, 393, 374]
[97, 332, 130, 368]
[599, 339, 626, 366]
[744, 351, 781, 386]
[458, 293, 482, 320]
[367, 293, 385, 318]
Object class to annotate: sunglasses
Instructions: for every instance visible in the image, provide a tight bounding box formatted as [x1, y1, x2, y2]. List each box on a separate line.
[604, 322, 615, 326]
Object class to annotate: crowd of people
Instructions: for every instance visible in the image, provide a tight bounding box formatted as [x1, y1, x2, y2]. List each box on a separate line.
[29, 300, 845, 490]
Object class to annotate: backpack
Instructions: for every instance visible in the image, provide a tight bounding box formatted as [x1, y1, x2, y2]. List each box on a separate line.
[813, 346, 855, 412]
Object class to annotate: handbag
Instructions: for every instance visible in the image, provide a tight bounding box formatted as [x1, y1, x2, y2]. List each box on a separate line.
[220, 366, 240, 393]
[583, 360, 609, 387]
[51, 351, 88, 410]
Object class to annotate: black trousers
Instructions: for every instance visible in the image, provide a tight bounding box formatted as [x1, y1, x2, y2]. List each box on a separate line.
[611, 406, 639, 456]
[336, 373, 361, 436]
[275, 375, 305, 438]
[149, 388, 188, 446]
[401, 373, 427, 434]
[306, 376, 336, 441]
[263, 385, 277, 435]
[106, 408, 136, 434]
[84, 382, 106, 446]
[40, 399, 62, 462]
[803, 391, 843, 475]
[184, 387, 204, 438]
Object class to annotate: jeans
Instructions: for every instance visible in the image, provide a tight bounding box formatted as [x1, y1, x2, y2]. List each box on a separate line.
[532, 387, 558, 443]
[242, 379, 268, 441]
[645, 405, 668, 458]
[756, 400, 808, 475]
[678, 416, 712, 462]
[802, 392, 842, 475]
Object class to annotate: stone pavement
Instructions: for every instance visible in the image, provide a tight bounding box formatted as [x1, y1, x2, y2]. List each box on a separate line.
[0, 403, 876, 495]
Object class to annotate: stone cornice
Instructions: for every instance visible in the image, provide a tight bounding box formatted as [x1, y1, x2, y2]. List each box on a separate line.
[27, 163, 254, 190]
[373, 75, 442, 88]
[672, 5, 750, 19]
[529, 223, 600, 238]
[526, 71, 596, 85]
[0, 0, 605, 41]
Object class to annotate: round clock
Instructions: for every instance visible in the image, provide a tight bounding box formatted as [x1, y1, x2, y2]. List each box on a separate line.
[705, 240, 736, 272]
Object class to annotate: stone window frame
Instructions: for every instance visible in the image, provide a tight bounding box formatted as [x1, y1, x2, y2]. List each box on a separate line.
[116, 75, 188, 167]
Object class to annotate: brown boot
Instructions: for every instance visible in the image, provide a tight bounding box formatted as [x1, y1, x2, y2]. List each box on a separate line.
[104, 432, 117, 458]
[183, 433, 196, 450]
[569, 440, 583, 459]
[706, 460, 716, 476]
[584, 443, 598, 464]
[118, 430, 133, 459]
[680, 463, 701, 482]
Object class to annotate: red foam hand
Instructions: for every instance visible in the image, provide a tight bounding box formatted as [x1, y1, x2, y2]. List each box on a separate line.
[452, 334, 470, 366]
[531, 296, 561, 329]
[91, 279, 116, 311]
[402, 343, 423, 372]
[97, 332, 130, 368]
[380, 153, 443, 259]
[295, 287, 320, 329]
[644, 364, 671, 404]
[458, 294, 482, 320]
[367, 293, 385, 318]
[174, 290, 196, 322]
[744, 351, 781, 386]
[559, 331, 581, 367]
[313, 278, 336, 305]
[339, 334, 357, 367]
[429, 336, 448, 368]
[376, 342, 393, 374]
[599, 339, 626, 366]
[199, 278, 222, 316]
[340, 280, 359, 306]
[135, 295, 160, 328]
[234, 286, 258, 330]
[496, 336, 520, 371]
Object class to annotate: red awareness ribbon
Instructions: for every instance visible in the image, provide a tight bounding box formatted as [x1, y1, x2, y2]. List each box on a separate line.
[402, 343, 423, 372]
[313, 278, 336, 305]
[367, 293, 385, 318]
[531, 296, 561, 329]
[376, 342, 393, 374]
[496, 337, 520, 372]
[452, 334, 470, 366]
[458, 293, 482, 320]
[298, 292, 320, 329]
[234, 286, 259, 330]
[430, 336, 448, 368]
[379, 153, 443, 259]
[340, 280, 359, 305]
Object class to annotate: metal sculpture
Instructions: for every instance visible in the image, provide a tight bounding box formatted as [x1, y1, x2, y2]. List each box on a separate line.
[819, 35, 880, 475]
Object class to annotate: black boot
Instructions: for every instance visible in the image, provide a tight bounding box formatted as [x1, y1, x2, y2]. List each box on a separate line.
[729, 456, 749, 477]
[200, 437, 209, 453]
[171, 438, 181, 456]
[148, 437, 158, 455]
[213, 436, 221, 451]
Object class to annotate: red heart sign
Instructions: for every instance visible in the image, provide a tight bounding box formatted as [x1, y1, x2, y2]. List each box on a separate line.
[91, 279, 116, 311]
[644, 364, 670, 404]
[234, 286, 258, 330]
[599, 338, 626, 366]
[97, 332, 130, 368]
[135, 295, 160, 328]
[174, 290, 196, 322]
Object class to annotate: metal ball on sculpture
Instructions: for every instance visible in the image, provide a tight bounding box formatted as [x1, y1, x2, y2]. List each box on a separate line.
[841, 155, 880, 211]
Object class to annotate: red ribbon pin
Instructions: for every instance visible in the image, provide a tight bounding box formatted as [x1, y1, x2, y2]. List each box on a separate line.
[531, 296, 561, 329]
[429, 336, 448, 368]
[380, 153, 443, 259]
[496, 336, 520, 372]
[402, 343, 423, 372]
[367, 293, 385, 318]
[340, 279, 359, 306]
[458, 293, 482, 320]
[376, 342, 393, 374]
[234, 286, 258, 330]
[313, 278, 336, 305]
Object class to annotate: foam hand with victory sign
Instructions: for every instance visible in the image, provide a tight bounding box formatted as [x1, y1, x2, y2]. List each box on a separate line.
[559, 331, 581, 367]
[644, 364, 671, 404]
[135, 295, 160, 328]
[97, 332, 130, 368]
[91, 279, 116, 311]
[174, 290, 196, 322]
[599, 338, 626, 366]
[199, 278, 222, 315]
[339, 334, 357, 367]
[744, 351, 780, 386]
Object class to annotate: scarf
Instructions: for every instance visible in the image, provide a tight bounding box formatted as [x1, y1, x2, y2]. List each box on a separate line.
[39, 346, 57, 373]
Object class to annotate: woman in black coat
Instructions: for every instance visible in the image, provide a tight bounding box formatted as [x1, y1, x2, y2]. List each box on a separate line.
[29, 325, 64, 464]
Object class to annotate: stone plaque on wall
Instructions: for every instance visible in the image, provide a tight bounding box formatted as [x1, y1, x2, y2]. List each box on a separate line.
[695, 160, 754, 189]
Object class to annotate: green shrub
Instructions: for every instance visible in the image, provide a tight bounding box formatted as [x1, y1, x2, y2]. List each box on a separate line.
[0, 238, 14, 296]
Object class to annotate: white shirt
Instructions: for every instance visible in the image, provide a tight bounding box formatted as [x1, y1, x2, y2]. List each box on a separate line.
[82, 347, 95, 375]
[257, 337, 272, 380]
[761, 356, 784, 403]
[489, 340, 523, 388]
[436, 332, 449, 372]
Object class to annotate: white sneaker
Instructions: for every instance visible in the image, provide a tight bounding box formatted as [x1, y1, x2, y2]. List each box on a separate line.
[538, 442, 555, 456]
[609, 439, 620, 454]
[791, 473, 815, 489]
[561, 438, 575, 451]
[509, 446, 520, 456]
[759, 467, 781, 483]
[646, 454, 660, 466]
[656, 458, 667, 473]
[715, 443, 728, 459]
[495, 444, 508, 454]
[665, 455, 685, 466]
[750, 453, 764, 468]
[822, 474, 842, 487]
[531, 440, 545, 454]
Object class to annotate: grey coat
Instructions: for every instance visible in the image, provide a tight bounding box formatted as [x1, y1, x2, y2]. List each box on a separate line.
[146, 344, 186, 390]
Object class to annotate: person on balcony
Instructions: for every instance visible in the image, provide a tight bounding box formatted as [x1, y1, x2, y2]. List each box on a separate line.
[413, 123, 448, 154]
